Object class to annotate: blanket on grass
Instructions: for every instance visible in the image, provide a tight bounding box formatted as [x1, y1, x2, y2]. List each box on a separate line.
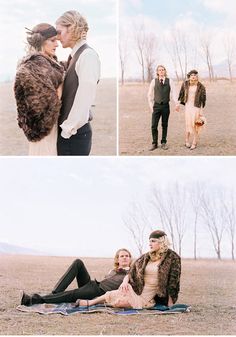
[17, 303, 191, 316]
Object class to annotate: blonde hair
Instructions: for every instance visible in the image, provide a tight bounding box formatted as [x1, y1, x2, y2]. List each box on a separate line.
[149, 235, 171, 261]
[156, 65, 167, 78]
[114, 248, 132, 270]
[56, 10, 88, 42]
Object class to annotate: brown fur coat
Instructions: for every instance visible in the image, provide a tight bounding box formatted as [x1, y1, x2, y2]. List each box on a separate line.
[178, 80, 206, 108]
[129, 249, 181, 305]
[14, 53, 64, 141]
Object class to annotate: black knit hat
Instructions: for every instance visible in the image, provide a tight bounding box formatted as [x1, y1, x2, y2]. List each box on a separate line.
[149, 230, 166, 239]
[187, 69, 198, 78]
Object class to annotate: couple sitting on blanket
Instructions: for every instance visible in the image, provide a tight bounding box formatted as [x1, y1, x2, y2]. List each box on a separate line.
[21, 230, 181, 309]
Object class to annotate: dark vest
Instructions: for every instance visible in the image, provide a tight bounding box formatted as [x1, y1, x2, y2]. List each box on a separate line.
[154, 78, 170, 104]
[59, 43, 90, 128]
[99, 269, 128, 292]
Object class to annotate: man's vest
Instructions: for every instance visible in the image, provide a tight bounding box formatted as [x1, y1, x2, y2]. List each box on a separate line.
[59, 43, 90, 127]
[154, 78, 170, 104]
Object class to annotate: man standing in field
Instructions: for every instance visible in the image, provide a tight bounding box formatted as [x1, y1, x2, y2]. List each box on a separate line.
[56, 10, 100, 155]
[147, 65, 178, 151]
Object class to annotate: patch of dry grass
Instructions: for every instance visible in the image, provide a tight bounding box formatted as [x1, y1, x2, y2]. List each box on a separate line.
[1, 255, 236, 335]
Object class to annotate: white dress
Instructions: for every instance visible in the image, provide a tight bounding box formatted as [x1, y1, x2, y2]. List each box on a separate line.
[185, 85, 204, 134]
[28, 124, 57, 156]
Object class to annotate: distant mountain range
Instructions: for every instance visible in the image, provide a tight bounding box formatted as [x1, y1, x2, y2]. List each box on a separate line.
[0, 242, 47, 255]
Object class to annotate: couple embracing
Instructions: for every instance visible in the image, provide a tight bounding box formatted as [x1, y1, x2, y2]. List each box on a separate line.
[148, 66, 206, 151]
[14, 10, 100, 156]
[21, 230, 181, 310]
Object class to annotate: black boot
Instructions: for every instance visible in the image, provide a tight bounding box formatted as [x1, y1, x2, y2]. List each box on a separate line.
[21, 292, 32, 306]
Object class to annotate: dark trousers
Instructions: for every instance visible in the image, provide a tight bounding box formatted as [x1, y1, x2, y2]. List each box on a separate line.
[31, 259, 104, 304]
[57, 123, 92, 156]
[151, 102, 170, 145]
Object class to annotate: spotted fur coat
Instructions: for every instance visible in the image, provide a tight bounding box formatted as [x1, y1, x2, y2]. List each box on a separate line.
[14, 53, 64, 141]
[178, 80, 206, 108]
[129, 249, 181, 305]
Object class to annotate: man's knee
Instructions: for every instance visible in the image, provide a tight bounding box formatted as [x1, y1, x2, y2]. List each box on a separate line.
[72, 258, 84, 267]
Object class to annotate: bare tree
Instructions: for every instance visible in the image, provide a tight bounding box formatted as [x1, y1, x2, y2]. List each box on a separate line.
[119, 31, 129, 85]
[200, 188, 226, 259]
[143, 32, 158, 82]
[200, 33, 215, 81]
[222, 191, 235, 260]
[170, 183, 187, 256]
[151, 185, 176, 250]
[224, 33, 235, 82]
[133, 22, 146, 83]
[190, 182, 204, 260]
[123, 202, 151, 255]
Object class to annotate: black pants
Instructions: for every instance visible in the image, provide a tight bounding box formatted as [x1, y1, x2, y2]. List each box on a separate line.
[151, 103, 170, 145]
[57, 123, 92, 156]
[31, 259, 104, 304]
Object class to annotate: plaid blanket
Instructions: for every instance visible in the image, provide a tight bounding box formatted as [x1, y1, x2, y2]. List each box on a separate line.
[17, 303, 191, 316]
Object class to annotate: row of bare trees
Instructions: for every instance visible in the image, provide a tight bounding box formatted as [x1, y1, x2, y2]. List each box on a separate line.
[120, 23, 236, 83]
[123, 182, 235, 260]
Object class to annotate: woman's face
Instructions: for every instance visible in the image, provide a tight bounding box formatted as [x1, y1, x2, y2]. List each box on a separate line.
[42, 36, 58, 57]
[189, 73, 198, 82]
[149, 238, 161, 252]
[117, 250, 131, 268]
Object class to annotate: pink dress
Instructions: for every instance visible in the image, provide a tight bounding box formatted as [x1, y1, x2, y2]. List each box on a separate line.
[185, 85, 204, 134]
[105, 260, 160, 309]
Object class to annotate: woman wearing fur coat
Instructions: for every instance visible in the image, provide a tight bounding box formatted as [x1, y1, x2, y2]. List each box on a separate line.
[14, 23, 65, 155]
[75, 230, 181, 309]
[177, 70, 206, 150]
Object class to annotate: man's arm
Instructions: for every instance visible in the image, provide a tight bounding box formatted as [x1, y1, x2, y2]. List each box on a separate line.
[60, 48, 101, 139]
[147, 79, 155, 112]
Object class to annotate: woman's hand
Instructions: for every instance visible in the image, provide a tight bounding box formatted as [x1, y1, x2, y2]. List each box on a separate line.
[57, 84, 63, 100]
[119, 275, 129, 292]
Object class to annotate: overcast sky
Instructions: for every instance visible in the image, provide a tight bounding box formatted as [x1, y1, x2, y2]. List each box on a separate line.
[0, 0, 116, 81]
[119, 0, 236, 78]
[0, 156, 235, 259]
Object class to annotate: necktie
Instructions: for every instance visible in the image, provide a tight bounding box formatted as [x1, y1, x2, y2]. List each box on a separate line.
[160, 79, 164, 86]
[67, 54, 72, 69]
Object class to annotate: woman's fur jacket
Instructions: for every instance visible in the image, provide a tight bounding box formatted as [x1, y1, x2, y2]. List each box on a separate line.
[178, 80, 206, 108]
[129, 249, 181, 305]
[14, 53, 64, 142]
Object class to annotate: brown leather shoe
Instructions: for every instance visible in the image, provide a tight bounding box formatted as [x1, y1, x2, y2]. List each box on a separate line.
[161, 143, 169, 150]
[149, 144, 158, 151]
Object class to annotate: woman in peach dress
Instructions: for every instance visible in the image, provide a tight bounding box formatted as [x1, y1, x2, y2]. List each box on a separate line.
[76, 230, 181, 309]
[177, 70, 206, 150]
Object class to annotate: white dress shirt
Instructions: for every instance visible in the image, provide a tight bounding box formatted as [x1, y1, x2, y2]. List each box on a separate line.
[60, 40, 101, 139]
[147, 77, 178, 112]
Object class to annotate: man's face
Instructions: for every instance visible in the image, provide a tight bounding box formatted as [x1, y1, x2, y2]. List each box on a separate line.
[117, 250, 131, 268]
[157, 67, 166, 78]
[56, 24, 73, 48]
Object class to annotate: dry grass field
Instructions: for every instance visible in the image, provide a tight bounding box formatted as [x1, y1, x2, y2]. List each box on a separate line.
[0, 254, 236, 335]
[0, 78, 117, 156]
[119, 81, 236, 155]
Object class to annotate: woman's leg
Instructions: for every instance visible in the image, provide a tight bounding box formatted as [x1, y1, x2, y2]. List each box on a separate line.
[185, 131, 190, 147]
[77, 294, 106, 307]
[52, 259, 91, 293]
[191, 129, 198, 149]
